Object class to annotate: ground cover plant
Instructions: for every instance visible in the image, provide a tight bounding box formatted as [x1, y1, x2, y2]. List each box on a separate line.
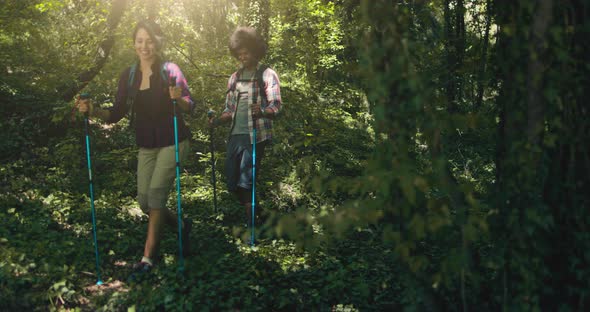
[1, 0, 589, 311]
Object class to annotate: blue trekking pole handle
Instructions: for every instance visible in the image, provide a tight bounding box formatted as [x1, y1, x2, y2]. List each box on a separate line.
[80, 93, 103, 285]
[207, 110, 218, 213]
[251, 127, 256, 247]
[170, 76, 184, 271]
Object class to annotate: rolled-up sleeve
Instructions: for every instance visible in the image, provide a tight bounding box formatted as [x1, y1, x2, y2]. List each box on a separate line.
[263, 68, 281, 115]
[165, 62, 194, 112]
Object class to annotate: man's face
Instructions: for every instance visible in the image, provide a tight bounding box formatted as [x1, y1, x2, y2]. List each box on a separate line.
[237, 47, 256, 68]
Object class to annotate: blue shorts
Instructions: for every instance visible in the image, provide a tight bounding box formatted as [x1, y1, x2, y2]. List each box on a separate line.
[225, 134, 267, 192]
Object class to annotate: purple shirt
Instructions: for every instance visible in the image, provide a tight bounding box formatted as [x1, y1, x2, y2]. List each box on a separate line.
[107, 61, 194, 148]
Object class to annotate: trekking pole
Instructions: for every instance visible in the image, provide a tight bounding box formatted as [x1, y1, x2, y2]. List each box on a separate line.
[251, 127, 257, 247]
[207, 110, 218, 213]
[80, 93, 103, 285]
[170, 77, 185, 271]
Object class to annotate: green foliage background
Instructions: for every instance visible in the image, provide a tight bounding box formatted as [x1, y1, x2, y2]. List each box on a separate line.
[1, 0, 588, 311]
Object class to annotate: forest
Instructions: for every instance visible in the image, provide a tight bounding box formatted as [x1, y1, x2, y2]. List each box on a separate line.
[1, 0, 589, 311]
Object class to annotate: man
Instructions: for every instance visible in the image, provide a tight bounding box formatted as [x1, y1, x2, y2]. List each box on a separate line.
[209, 26, 282, 235]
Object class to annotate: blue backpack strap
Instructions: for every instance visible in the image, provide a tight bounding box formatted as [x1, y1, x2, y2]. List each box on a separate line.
[126, 63, 139, 127]
[254, 64, 268, 105]
[161, 61, 170, 86]
[229, 68, 244, 92]
[128, 62, 138, 88]
[129, 61, 170, 88]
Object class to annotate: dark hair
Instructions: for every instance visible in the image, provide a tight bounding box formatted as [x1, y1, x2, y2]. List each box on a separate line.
[133, 20, 165, 52]
[229, 26, 267, 61]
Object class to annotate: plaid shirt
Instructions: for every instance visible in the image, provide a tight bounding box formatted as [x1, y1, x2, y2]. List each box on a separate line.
[223, 65, 282, 143]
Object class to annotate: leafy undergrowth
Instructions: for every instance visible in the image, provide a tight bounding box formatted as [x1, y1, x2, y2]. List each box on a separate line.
[1, 155, 414, 311]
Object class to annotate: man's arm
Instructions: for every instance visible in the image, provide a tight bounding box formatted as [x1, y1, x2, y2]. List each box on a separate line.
[262, 68, 281, 118]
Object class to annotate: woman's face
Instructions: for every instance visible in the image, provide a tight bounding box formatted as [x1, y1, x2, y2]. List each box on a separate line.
[134, 28, 156, 63]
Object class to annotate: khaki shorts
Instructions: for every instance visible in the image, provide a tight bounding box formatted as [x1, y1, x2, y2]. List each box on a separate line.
[137, 140, 189, 213]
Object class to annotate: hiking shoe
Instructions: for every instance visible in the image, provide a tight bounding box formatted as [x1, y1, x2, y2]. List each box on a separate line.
[132, 261, 153, 271]
[128, 261, 153, 283]
[181, 219, 192, 257]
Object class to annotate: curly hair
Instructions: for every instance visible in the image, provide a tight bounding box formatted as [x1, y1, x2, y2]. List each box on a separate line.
[229, 26, 267, 61]
[133, 20, 165, 52]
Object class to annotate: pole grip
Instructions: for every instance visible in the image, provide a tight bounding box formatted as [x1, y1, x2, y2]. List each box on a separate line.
[79, 93, 91, 119]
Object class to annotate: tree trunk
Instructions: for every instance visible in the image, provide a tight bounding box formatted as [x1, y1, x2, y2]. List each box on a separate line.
[147, 0, 159, 21]
[455, 0, 465, 108]
[492, 0, 527, 306]
[360, 1, 444, 309]
[475, 0, 491, 110]
[526, 0, 552, 150]
[541, 1, 590, 308]
[258, 0, 270, 43]
[444, 0, 457, 112]
[444, 0, 466, 113]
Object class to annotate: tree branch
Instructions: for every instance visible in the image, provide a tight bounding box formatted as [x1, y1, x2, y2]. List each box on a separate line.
[60, 0, 129, 102]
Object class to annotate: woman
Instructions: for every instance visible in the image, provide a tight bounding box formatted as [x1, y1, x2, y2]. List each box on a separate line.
[76, 20, 194, 273]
